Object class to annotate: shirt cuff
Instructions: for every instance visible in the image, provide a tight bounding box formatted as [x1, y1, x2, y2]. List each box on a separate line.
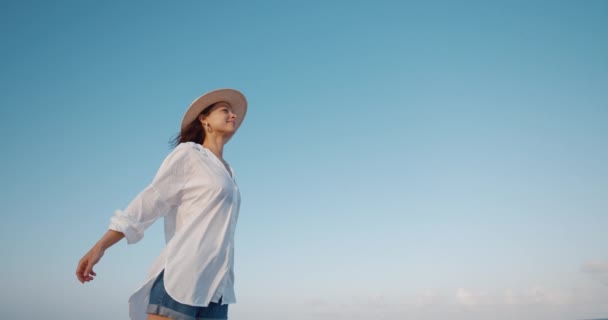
[109, 210, 144, 244]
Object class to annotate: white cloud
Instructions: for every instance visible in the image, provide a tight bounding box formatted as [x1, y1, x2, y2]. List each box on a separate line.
[290, 285, 608, 320]
[451, 286, 571, 307]
[581, 260, 608, 286]
[456, 288, 490, 306]
[519, 286, 572, 305]
[413, 289, 440, 306]
[581, 260, 608, 275]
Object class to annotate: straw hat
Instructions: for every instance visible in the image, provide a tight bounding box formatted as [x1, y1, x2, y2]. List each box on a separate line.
[181, 88, 248, 133]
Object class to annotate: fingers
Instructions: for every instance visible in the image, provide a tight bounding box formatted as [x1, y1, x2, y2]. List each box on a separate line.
[83, 263, 92, 279]
[76, 256, 97, 283]
[76, 256, 86, 282]
[83, 263, 96, 282]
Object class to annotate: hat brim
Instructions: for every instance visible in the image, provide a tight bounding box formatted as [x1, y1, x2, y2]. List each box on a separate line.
[181, 88, 248, 133]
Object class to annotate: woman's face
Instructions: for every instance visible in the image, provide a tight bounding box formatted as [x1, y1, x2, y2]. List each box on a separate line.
[200, 102, 238, 135]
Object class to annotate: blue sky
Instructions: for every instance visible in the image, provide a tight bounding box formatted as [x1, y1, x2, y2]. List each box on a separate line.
[1, 1, 607, 319]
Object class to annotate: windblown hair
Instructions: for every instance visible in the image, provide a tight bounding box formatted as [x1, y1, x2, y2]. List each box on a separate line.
[169, 103, 217, 148]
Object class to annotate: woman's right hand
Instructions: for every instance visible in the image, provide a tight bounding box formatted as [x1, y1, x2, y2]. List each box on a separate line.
[76, 244, 105, 283]
[75, 229, 125, 284]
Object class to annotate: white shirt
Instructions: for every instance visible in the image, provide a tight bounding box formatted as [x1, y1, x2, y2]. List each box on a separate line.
[108, 141, 241, 320]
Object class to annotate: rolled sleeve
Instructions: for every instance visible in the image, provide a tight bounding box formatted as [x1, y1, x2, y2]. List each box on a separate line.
[108, 143, 195, 244]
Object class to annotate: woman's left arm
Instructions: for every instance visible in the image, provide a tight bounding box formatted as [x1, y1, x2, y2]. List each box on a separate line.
[108, 143, 195, 244]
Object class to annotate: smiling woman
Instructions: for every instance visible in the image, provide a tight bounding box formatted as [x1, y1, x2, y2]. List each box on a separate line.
[76, 89, 248, 320]
[172, 99, 244, 152]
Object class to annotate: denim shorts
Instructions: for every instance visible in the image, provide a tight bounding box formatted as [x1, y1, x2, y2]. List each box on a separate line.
[146, 269, 228, 320]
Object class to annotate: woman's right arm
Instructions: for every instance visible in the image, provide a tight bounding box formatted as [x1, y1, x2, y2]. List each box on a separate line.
[75, 143, 194, 284]
[76, 229, 124, 283]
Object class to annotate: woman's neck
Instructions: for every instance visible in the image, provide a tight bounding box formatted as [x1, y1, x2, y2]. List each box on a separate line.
[202, 138, 227, 160]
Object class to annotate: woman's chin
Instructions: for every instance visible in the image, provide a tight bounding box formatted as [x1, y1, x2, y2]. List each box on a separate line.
[223, 130, 236, 138]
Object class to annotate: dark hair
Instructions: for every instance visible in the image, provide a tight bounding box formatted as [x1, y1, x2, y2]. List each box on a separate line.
[169, 103, 217, 148]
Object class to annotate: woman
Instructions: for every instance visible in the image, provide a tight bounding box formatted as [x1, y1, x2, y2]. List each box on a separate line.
[76, 88, 247, 320]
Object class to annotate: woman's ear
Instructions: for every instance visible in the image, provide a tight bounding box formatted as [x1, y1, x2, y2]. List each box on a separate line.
[198, 114, 205, 123]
